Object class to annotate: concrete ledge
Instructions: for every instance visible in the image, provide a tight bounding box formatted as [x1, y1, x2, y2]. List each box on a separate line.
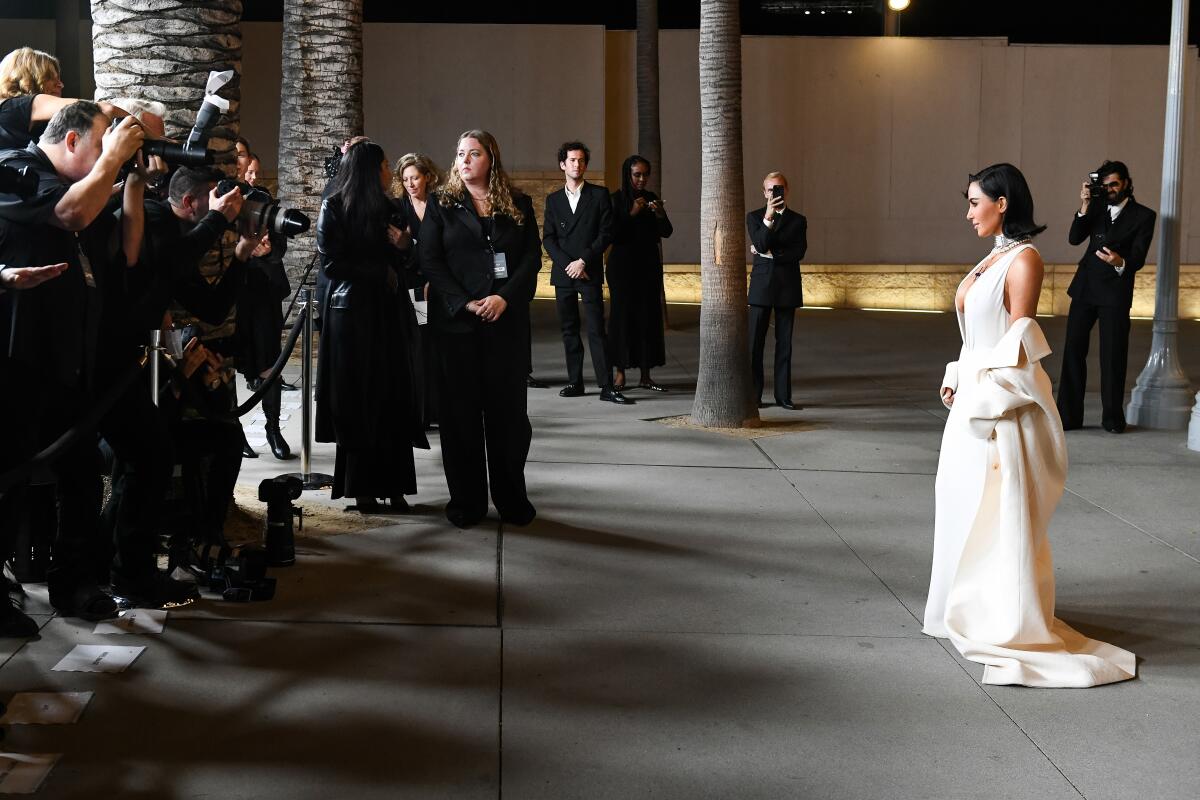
[534, 263, 1200, 318]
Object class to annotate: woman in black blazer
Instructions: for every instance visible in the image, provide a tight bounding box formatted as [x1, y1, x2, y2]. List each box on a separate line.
[607, 155, 673, 392]
[420, 130, 541, 529]
[315, 141, 427, 513]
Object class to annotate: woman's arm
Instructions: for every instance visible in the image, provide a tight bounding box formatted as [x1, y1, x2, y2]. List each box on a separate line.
[30, 94, 128, 125]
[1005, 247, 1044, 322]
[419, 200, 472, 317]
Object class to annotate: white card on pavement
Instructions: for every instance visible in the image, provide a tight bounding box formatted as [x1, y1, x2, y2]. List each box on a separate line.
[0, 753, 61, 793]
[0, 692, 92, 725]
[51, 645, 144, 673]
[93, 608, 167, 635]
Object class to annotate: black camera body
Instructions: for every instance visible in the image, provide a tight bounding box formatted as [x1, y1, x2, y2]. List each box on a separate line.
[0, 163, 38, 197]
[216, 178, 310, 238]
[323, 145, 343, 179]
[192, 542, 277, 602]
[1087, 171, 1105, 202]
[258, 475, 302, 567]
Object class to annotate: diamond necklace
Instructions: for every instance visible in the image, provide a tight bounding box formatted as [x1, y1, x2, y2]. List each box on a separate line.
[974, 235, 1031, 277]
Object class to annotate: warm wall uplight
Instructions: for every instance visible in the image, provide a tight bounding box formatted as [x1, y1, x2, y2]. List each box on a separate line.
[888, 0, 911, 10]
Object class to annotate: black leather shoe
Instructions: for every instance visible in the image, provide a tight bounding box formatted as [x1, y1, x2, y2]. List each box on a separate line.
[638, 381, 668, 392]
[526, 375, 549, 389]
[49, 582, 117, 622]
[600, 388, 634, 405]
[280, 380, 299, 391]
[242, 442, 258, 459]
[266, 423, 293, 459]
[246, 377, 262, 392]
[1102, 420, 1126, 433]
[500, 501, 536, 526]
[446, 504, 486, 529]
[777, 400, 801, 411]
[758, 401, 770, 409]
[0, 598, 39, 638]
[559, 383, 585, 397]
[111, 571, 200, 609]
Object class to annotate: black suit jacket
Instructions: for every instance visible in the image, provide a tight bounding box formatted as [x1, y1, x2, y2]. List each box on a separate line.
[419, 191, 541, 333]
[746, 207, 808, 308]
[1067, 197, 1156, 309]
[543, 182, 612, 289]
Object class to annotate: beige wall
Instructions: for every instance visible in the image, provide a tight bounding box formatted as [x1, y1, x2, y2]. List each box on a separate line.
[6, 21, 1200, 271]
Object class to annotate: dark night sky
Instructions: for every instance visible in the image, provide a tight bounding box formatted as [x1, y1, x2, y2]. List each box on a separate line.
[3, 1, 1198, 45]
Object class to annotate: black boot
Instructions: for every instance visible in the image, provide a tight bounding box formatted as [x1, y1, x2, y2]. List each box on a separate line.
[262, 380, 292, 460]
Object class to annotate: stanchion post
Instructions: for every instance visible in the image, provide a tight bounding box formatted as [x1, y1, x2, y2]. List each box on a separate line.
[284, 287, 333, 490]
[148, 329, 163, 407]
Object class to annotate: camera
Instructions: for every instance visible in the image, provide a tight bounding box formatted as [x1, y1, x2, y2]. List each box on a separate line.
[114, 94, 221, 168]
[1087, 172, 1104, 201]
[323, 145, 343, 179]
[258, 475, 302, 567]
[216, 178, 310, 238]
[0, 163, 38, 197]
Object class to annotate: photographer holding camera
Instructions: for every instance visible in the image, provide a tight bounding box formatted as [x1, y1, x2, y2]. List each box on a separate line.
[0, 100, 146, 627]
[1057, 161, 1157, 433]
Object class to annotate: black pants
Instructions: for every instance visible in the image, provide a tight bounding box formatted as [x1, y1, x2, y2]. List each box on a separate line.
[97, 376, 174, 582]
[749, 304, 796, 404]
[1056, 299, 1131, 428]
[556, 285, 610, 388]
[436, 314, 533, 521]
[172, 418, 245, 543]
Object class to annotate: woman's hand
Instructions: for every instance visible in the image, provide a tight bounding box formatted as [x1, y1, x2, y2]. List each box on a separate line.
[387, 224, 411, 250]
[941, 387, 955, 407]
[468, 294, 507, 322]
[0, 263, 68, 290]
[630, 196, 648, 216]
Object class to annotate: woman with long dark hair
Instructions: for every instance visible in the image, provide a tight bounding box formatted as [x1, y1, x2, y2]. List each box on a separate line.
[420, 130, 540, 529]
[923, 162, 1135, 687]
[315, 140, 427, 512]
[606, 155, 673, 392]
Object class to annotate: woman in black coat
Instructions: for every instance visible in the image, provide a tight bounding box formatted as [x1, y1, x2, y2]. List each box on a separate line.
[315, 141, 427, 512]
[607, 155, 673, 392]
[420, 129, 540, 529]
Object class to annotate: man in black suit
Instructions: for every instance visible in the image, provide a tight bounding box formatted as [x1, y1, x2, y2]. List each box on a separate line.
[1057, 160, 1156, 433]
[747, 172, 807, 410]
[543, 141, 631, 404]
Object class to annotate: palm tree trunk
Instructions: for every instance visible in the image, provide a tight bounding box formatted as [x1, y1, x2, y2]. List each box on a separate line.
[90, 0, 242, 171]
[692, 0, 756, 428]
[277, 0, 364, 286]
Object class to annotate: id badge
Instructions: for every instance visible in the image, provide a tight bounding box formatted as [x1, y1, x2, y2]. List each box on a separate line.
[492, 252, 509, 279]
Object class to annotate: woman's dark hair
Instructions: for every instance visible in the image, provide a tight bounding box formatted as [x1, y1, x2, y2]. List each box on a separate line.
[619, 154, 651, 198]
[327, 140, 390, 243]
[966, 163, 1047, 239]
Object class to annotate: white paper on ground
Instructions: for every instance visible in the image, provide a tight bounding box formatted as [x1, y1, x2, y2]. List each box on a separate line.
[93, 608, 167, 635]
[0, 692, 92, 725]
[0, 753, 61, 793]
[51, 645, 144, 673]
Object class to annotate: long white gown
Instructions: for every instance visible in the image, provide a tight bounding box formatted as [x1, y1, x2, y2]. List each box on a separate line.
[923, 243, 1136, 688]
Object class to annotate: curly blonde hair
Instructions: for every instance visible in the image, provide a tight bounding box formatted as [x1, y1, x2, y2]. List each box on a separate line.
[0, 47, 61, 100]
[391, 152, 442, 199]
[438, 129, 524, 224]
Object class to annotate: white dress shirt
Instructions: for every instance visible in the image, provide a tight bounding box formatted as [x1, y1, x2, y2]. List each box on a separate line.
[565, 183, 582, 213]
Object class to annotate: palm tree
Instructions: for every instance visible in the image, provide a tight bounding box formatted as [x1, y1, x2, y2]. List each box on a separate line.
[692, 0, 757, 428]
[90, 0, 243, 170]
[636, 0, 661, 194]
[276, 0, 364, 284]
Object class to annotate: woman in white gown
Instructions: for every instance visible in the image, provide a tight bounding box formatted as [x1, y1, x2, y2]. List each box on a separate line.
[923, 163, 1136, 688]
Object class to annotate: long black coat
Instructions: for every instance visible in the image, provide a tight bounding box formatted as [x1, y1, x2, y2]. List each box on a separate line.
[746, 207, 808, 308]
[1066, 198, 1156, 309]
[314, 196, 427, 497]
[606, 190, 672, 369]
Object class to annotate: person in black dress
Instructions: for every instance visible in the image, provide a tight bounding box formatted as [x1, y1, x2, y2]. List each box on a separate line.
[315, 141, 427, 513]
[420, 130, 540, 529]
[607, 155, 673, 392]
[392, 152, 442, 427]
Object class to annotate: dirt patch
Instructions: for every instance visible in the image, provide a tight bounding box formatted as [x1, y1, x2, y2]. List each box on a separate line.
[229, 484, 405, 541]
[652, 414, 816, 439]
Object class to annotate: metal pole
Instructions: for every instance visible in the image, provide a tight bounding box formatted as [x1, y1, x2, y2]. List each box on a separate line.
[148, 329, 162, 407]
[1127, 0, 1194, 430]
[284, 287, 333, 490]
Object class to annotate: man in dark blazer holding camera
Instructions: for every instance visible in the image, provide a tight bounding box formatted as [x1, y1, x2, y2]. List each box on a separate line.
[1057, 160, 1156, 433]
[543, 141, 631, 404]
[747, 172, 808, 410]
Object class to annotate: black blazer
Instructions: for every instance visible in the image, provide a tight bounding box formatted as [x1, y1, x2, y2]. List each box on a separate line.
[543, 181, 612, 289]
[1067, 198, 1156, 309]
[419, 191, 541, 333]
[746, 207, 808, 308]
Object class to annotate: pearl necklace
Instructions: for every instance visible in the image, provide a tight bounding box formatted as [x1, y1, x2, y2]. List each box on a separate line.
[974, 235, 1030, 277]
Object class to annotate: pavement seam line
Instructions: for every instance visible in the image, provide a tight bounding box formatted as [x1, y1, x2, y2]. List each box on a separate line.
[1063, 486, 1200, 565]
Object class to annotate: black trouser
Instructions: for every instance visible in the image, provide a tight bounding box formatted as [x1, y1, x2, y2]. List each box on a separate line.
[749, 304, 796, 404]
[436, 313, 533, 520]
[171, 418, 245, 543]
[555, 285, 611, 389]
[1056, 299, 1131, 428]
[97, 376, 174, 582]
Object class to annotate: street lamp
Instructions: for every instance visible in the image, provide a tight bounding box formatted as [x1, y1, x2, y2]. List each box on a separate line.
[888, 0, 911, 9]
[885, 0, 910, 35]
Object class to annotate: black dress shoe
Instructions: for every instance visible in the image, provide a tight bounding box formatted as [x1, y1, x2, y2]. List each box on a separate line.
[242, 442, 259, 459]
[638, 381, 668, 392]
[559, 383, 585, 397]
[526, 375, 549, 389]
[600, 387, 634, 404]
[500, 501, 536, 526]
[777, 400, 801, 411]
[266, 423, 293, 459]
[446, 504, 486, 529]
[246, 377, 262, 392]
[1102, 421, 1127, 433]
[354, 497, 382, 514]
[280, 380, 299, 391]
[758, 401, 771, 409]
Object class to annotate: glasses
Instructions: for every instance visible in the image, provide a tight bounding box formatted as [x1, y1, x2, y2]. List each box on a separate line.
[1102, 181, 1122, 189]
